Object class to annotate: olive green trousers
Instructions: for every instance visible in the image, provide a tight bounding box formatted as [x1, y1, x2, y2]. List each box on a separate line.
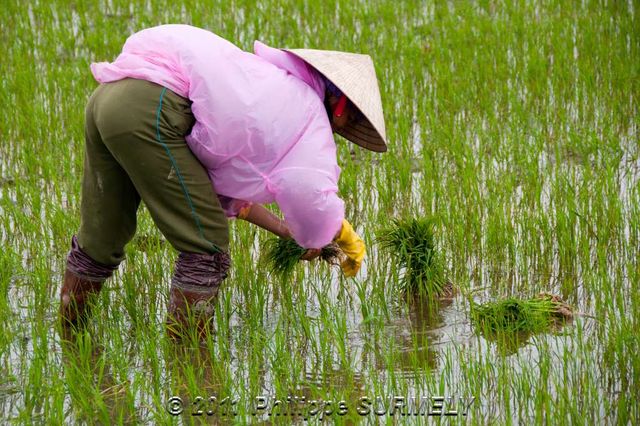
[78, 78, 229, 266]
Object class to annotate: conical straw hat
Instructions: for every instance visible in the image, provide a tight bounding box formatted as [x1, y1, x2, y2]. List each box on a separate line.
[284, 48, 388, 153]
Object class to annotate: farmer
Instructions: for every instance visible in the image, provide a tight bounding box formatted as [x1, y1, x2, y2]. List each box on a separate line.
[59, 24, 388, 336]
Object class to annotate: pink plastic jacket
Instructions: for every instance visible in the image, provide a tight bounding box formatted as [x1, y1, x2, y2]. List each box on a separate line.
[90, 24, 344, 249]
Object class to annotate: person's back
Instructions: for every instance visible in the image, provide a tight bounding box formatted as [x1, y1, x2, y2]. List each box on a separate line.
[91, 25, 341, 237]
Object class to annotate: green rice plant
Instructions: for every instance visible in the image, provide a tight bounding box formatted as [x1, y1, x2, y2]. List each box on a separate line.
[377, 217, 446, 296]
[471, 293, 573, 335]
[262, 237, 342, 277]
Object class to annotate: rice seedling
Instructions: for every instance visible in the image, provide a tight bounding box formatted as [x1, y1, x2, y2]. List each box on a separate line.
[377, 217, 446, 296]
[471, 293, 574, 335]
[262, 237, 342, 277]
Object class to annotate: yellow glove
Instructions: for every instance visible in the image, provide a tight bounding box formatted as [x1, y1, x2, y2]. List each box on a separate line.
[334, 219, 366, 277]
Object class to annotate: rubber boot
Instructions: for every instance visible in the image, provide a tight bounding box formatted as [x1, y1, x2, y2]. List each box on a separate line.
[166, 283, 220, 340]
[59, 267, 104, 328]
[165, 251, 231, 341]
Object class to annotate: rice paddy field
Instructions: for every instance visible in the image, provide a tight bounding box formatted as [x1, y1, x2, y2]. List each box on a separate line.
[1, 0, 638, 424]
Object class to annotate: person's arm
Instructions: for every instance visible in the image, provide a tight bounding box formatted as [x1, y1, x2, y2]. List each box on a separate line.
[239, 204, 326, 261]
[238, 204, 290, 239]
[241, 204, 324, 262]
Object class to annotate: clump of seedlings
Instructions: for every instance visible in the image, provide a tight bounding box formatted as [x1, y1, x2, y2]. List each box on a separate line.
[263, 237, 342, 277]
[471, 293, 574, 335]
[378, 217, 447, 296]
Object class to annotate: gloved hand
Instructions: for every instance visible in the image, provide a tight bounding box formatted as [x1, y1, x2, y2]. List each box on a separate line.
[334, 219, 366, 277]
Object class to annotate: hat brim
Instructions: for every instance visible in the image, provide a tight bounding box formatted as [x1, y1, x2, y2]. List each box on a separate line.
[336, 119, 387, 153]
[283, 48, 388, 153]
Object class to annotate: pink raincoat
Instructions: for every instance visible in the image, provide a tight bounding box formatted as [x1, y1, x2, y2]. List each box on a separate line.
[90, 24, 344, 249]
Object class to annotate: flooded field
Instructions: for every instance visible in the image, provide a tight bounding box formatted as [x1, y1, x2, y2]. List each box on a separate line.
[1, 0, 638, 424]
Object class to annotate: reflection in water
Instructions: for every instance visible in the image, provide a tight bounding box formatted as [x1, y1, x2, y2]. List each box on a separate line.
[59, 328, 136, 424]
[163, 342, 230, 425]
[399, 297, 454, 374]
[475, 316, 574, 357]
[360, 296, 454, 379]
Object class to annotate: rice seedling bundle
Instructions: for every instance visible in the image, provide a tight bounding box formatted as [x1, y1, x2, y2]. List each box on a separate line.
[263, 237, 342, 277]
[471, 293, 573, 334]
[377, 217, 446, 295]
